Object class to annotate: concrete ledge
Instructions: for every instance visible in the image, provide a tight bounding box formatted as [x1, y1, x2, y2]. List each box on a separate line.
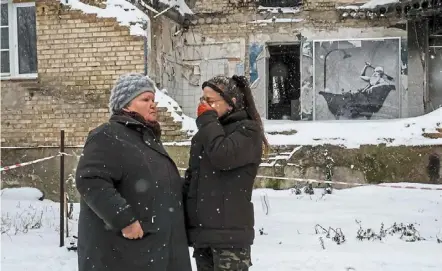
[1, 144, 440, 201]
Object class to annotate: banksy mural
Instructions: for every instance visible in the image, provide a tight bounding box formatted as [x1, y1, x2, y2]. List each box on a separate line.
[313, 38, 401, 120]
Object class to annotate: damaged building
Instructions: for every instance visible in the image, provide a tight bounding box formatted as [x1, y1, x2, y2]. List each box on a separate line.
[1, 0, 440, 149]
[153, 0, 442, 121]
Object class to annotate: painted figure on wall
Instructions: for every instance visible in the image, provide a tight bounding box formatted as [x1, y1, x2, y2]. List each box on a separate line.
[249, 43, 264, 84]
[314, 38, 401, 120]
[319, 60, 396, 120]
[359, 62, 395, 93]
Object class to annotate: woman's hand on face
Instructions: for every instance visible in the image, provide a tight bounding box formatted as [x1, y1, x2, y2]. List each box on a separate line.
[197, 101, 215, 117]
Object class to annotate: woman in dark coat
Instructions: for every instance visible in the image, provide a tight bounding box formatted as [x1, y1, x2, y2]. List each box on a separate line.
[75, 73, 192, 271]
[184, 75, 269, 271]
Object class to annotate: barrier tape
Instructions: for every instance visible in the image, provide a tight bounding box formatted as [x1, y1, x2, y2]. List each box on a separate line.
[0, 152, 72, 172]
[176, 167, 442, 191]
[2, 156, 439, 191]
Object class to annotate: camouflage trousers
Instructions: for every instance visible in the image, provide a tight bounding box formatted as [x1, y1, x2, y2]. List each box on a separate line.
[193, 246, 252, 271]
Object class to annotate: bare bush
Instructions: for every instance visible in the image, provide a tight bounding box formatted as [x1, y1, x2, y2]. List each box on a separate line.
[356, 220, 425, 242]
[315, 224, 346, 248]
[1, 202, 57, 235]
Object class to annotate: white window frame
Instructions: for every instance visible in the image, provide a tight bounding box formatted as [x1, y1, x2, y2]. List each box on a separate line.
[1, 0, 38, 79]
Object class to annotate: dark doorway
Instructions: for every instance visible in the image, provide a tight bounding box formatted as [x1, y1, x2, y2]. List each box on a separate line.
[267, 44, 301, 120]
[428, 15, 442, 111]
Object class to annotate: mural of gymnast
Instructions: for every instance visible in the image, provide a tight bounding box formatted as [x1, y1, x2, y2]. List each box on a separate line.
[319, 61, 396, 120]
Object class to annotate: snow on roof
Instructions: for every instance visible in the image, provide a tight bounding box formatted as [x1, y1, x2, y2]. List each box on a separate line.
[336, 5, 362, 10]
[63, 0, 150, 36]
[257, 5, 302, 14]
[159, 0, 193, 15]
[360, 0, 399, 9]
[337, 0, 400, 10]
[264, 108, 442, 148]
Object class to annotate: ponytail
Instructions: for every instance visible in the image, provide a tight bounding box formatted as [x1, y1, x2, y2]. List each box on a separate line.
[231, 75, 270, 154]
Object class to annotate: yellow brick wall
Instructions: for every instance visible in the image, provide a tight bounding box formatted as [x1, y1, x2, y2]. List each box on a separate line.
[35, 0, 146, 101]
[0, 0, 186, 147]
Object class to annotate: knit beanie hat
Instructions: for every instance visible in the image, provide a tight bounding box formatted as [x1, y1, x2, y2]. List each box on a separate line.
[108, 73, 157, 114]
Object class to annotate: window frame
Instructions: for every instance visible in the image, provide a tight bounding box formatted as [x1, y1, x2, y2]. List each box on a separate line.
[1, 0, 38, 79]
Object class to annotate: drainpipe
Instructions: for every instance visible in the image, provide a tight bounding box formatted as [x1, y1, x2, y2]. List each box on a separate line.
[143, 35, 148, 76]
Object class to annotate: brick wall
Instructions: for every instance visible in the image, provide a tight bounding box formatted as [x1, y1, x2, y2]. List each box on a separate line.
[1, 0, 187, 147]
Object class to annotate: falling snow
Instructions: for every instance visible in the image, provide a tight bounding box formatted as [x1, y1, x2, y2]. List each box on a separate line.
[1, 186, 442, 270]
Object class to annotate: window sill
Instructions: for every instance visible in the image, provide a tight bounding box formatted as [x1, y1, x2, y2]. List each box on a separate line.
[0, 74, 38, 81]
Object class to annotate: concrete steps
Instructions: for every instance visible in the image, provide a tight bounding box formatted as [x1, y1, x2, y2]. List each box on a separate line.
[156, 107, 191, 142]
[260, 146, 302, 177]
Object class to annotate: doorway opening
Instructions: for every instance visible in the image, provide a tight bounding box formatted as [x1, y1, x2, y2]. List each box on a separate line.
[267, 44, 301, 120]
[428, 15, 442, 111]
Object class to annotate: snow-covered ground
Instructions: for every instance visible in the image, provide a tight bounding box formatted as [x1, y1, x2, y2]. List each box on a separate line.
[263, 108, 442, 148]
[2, 186, 442, 270]
[165, 97, 441, 148]
[154, 80, 441, 148]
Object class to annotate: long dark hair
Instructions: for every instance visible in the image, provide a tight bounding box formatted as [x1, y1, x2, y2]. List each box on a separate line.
[206, 75, 270, 152]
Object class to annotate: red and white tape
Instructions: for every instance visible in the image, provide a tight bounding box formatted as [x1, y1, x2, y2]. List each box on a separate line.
[2, 158, 439, 191]
[0, 152, 71, 172]
[176, 167, 442, 191]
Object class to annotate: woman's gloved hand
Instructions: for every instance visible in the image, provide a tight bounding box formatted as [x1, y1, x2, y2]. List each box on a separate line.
[197, 101, 214, 117]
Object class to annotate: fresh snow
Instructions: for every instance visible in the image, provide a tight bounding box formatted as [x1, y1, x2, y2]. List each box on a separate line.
[257, 6, 302, 14]
[2, 185, 442, 270]
[159, 0, 193, 15]
[360, 0, 399, 9]
[336, 5, 361, 10]
[263, 108, 442, 148]
[62, 0, 150, 36]
[1, 187, 43, 201]
[337, 0, 400, 10]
